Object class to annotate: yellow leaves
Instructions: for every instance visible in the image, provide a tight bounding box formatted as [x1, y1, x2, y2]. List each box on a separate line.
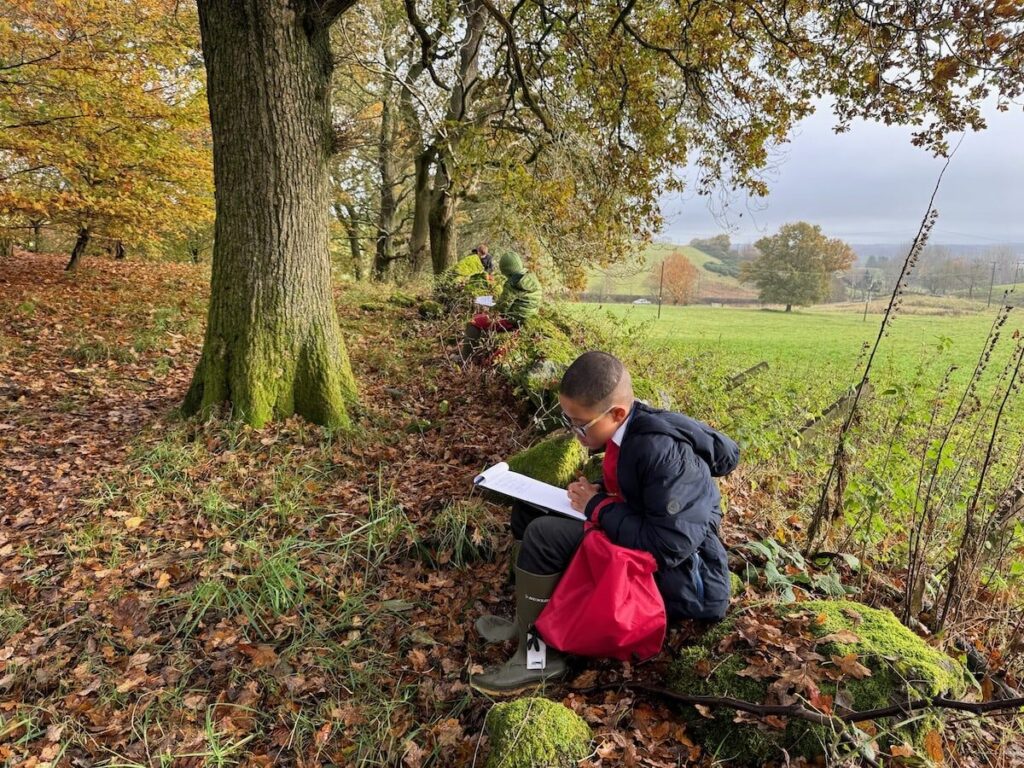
[993, 1, 1022, 18]
[123, 515, 143, 529]
[864, 65, 880, 91]
[1, 0, 212, 240]
[985, 32, 1007, 50]
[932, 57, 960, 85]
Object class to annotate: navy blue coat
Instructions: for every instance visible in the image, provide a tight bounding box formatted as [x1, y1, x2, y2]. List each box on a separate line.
[584, 402, 739, 621]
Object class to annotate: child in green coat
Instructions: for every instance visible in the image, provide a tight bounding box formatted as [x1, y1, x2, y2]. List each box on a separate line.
[461, 252, 541, 359]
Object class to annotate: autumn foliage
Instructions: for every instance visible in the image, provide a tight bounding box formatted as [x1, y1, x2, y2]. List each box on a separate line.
[0, 1, 213, 265]
[648, 250, 699, 305]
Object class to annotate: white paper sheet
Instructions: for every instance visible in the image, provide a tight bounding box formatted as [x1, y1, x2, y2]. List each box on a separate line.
[474, 295, 495, 307]
[473, 462, 584, 521]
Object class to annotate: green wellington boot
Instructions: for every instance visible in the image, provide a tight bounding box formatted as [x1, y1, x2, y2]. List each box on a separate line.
[471, 568, 567, 696]
[475, 541, 522, 643]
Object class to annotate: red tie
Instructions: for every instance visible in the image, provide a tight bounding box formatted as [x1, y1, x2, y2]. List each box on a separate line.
[603, 440, 621, 498]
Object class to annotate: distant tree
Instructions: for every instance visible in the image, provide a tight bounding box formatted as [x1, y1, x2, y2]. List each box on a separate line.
[740, 223, 855, 311]
[691, 235, 742, 276]
[691, 235, 734, 262]
[0, 0, 213, 270]
[649, 251, 699, 305]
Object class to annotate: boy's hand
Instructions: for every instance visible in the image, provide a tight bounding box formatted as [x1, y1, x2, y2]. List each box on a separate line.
[567, 475, 600, 513]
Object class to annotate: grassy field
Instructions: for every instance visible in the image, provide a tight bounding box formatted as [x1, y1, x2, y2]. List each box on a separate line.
[585, 242, 757, 300]
[567, 299, 1021, 393]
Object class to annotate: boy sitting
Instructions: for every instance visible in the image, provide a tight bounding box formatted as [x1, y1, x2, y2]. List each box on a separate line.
[471, 351, 739, 695]
[460, 252, 541, 360]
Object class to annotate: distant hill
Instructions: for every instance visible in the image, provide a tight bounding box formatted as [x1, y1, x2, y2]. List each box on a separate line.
[585, 243, 757, 301]
[850, 243, 1024, 264]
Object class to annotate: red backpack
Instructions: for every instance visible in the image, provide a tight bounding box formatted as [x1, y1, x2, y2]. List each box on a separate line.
[534, 524, 666, 662]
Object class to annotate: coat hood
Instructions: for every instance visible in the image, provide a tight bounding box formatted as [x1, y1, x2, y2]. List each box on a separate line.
[627, 402, 739, 478]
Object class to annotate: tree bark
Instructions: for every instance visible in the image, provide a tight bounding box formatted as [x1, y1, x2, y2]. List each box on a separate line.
[335, 203, 363, 281]
[408, 149, 433, 274]
[429, 160, 457, 275]
[397, 58, 434, 276]
[113, 239, 126, 260]
[65, 226, 90, 271]
[372, 81, 398, 282]
[30, 219, 42, 253]
[427, 0, 485, 275]
[184, 0, 357, 428]
[785, 303, 792, 312]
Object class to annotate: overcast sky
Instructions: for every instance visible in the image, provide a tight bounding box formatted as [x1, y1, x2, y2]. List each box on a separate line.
[659, 100, 1024, 246]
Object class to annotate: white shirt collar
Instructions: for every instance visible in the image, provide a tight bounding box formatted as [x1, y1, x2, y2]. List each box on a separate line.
[610, 401, 636, 446]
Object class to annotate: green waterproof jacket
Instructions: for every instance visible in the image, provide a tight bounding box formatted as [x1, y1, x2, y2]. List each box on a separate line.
[494, 252, 541, 324]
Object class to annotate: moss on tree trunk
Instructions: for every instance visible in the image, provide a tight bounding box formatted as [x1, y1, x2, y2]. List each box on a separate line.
[184, 0, 358, 428]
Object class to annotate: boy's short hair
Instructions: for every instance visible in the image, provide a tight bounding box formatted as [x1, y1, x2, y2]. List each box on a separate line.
[560, 351, 626, 407]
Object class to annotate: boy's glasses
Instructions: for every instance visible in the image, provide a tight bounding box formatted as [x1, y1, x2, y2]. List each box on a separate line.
[561, 405, 613, 437]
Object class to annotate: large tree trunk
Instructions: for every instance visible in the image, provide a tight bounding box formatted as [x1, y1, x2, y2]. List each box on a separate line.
[429, 161, 457, 275]
[408, 150, 432, 274]
[428, 0, 485, 276]
[65, 226, 90, 271]
[397, 59, 434, 277]
[112, 239, 126, 260]
[372, 84, 398, 282]
[184, 0, 357, 428]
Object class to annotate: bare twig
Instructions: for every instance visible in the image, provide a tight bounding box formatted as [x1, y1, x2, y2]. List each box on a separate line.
[805, 137, 963, 551]
[573, 680, 1024, 729]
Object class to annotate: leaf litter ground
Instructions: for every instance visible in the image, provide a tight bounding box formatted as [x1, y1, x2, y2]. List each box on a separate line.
[1, 253, 1016, 767]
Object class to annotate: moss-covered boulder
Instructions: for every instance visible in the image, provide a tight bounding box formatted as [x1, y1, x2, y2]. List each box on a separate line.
[485, 697, 591, 768]
[508, 434, 588, 488]
[418, 299, 444, 319]
[388, 291, 417, 308]
[434, 254, 503, 306]
[668, 600, 966, 764]
[492, 309, 581, 428]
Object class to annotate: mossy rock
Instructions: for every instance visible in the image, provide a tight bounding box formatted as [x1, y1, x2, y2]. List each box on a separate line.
[667, 600, 966, 764]
[434, 255, 503, 305]
[359, 302, 385, 312]
[520, 315, 579, 369]
[492, 309, 582, 428]
[521, 359, 566, 415]
[508, 434, 588, 488]
[485, 697, 591, 768]
[388, 292, 417, 308]
[452, 254, 486, 279]
[418, 299, 444, 319]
